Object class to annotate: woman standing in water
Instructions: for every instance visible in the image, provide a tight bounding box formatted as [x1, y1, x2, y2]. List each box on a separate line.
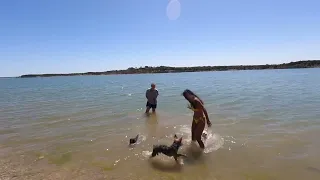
[182, 89, 212, 149]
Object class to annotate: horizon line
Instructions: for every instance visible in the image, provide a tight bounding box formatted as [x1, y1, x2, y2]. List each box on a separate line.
[1, 59, 319, 78]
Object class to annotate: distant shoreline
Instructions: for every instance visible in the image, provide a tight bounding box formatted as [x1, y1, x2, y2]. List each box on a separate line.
[19, 60, 320, 78]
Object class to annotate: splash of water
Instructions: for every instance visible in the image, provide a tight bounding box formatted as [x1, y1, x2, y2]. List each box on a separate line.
[142, 150, 152, 158]
[203, 129, 224, 153]
[179, 125, 224, 153]
[137, 134, 147, 144]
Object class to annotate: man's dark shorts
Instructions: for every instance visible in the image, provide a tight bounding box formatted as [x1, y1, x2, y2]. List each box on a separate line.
[146, 102, 157, 109]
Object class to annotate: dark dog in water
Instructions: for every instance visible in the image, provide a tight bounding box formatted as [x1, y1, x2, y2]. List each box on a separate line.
[129, 134, 139, 145]
[150, 134, 186, 162]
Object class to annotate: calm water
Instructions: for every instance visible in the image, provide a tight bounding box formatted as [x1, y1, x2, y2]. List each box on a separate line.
[1, 69, 320, 180]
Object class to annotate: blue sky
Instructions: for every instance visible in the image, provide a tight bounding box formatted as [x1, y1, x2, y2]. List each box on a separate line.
[1, 0, 319, 77]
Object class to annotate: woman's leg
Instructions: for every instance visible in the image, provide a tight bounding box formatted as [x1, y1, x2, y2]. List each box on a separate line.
[195, 121, 205, 149]
[191, 120, 196, 142]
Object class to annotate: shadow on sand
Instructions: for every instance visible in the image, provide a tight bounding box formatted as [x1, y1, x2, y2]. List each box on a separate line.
[144, 113, 158, 137]
[149, 158, 183, 172]
[144, 112, 158, 124]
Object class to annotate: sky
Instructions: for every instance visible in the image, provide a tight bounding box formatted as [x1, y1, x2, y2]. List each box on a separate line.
[0, 0, 319, 77]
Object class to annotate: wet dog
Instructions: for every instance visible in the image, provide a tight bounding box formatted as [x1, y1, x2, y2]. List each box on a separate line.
[150, 134, 186, 162]
[129, 134, 139, 145]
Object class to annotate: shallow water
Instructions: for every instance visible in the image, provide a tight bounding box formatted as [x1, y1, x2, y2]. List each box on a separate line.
[1, 69, 320, 179]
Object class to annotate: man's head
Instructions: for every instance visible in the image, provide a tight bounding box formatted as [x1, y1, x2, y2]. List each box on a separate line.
[151, 83, 156, 90]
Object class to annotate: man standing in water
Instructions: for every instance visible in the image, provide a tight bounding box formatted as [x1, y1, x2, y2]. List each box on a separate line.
[145, 83, 159, 114]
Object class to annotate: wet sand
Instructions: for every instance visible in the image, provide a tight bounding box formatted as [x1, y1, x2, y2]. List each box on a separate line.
[1, 112, 320, 180]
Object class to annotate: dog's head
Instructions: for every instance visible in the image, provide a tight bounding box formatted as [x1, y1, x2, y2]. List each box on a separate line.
[129, 138, 136, 144]
[173, 134, 183, 147]
[129, 134, 139, 145]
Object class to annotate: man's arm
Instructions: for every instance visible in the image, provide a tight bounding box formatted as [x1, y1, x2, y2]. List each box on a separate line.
[145, 89, 149, 99]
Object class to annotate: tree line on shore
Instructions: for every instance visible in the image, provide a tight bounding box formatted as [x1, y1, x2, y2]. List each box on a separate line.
[20, 60, 320, 78]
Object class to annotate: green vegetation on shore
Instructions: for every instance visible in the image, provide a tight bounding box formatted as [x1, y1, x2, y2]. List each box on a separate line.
[20, 60, 320, 78]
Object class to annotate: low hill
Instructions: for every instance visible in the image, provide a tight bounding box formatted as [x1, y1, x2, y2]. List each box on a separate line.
[20, 60, 320, 78]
